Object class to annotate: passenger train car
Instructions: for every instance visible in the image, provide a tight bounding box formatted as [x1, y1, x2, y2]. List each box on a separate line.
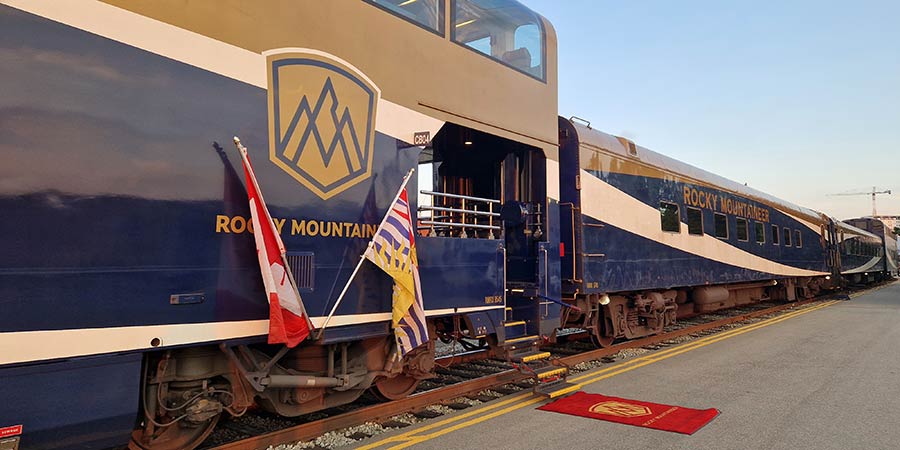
[0, 1, 891, 450]
[842, 217, 897, 281]
[1, 1, 559, 449]
[554, 119, 838, 345]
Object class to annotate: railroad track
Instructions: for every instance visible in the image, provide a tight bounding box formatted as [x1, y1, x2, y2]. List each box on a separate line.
[200, 284, 888, 450]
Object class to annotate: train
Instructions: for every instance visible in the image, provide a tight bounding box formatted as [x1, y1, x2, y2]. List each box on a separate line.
[842, 217, 899, 282]
[0, 1, 895, 449]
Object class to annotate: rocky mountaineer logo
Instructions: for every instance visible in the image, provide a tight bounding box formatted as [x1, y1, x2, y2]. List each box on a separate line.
[589, 401, 653, 417]
[266, 49, 380, 200]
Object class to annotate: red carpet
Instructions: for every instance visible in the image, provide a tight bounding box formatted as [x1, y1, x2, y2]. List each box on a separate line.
[538, 391, 719, 435]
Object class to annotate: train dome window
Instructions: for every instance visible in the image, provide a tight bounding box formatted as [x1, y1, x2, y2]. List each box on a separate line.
[771, 224, 780, 245]
[795, 229, 802, 248]
[783, 227, 792, 247]
[452, 0, 546, 80]
[366, 0, 445, 34]
[659, 202, 680, 232]
[755, 222, 765, 244]
[615, 136, 638, 157]
[714, 213, 729, 239]
[736, 218, 749, 241]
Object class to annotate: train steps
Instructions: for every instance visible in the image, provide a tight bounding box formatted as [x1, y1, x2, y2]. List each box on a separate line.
[502, 334, 541, 348]
[533, 378, 580, 399]
[502, 320, 528, 340]
[507, 346, 579, 399]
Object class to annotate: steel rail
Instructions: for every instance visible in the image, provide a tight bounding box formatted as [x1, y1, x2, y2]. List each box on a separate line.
[206, 295, 840, 450]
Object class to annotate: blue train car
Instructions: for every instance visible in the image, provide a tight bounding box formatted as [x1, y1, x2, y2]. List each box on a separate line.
[834, 220, 889, 284]
[843, 217, 898, 280]
[0, 0, 562, 448]
[555, 118, 834, 345]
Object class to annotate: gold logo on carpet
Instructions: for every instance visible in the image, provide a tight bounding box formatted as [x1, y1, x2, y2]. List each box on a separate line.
[589, 401, 652, 417]
[266, 49, 380, 200]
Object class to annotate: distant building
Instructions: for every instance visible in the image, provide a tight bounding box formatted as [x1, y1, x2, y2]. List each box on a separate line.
[871, 215, 900, 234]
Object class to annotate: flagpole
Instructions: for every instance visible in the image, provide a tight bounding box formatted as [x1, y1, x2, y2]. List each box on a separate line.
[234, 137, 314, 332]
[315, 167, 416, 340]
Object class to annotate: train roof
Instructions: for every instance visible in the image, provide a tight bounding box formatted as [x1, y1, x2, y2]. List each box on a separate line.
[569, 120, 828, 225]
[833, 219, 881, 239]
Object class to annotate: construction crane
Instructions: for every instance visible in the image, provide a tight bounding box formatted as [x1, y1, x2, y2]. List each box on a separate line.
[830, 186, 892, 216]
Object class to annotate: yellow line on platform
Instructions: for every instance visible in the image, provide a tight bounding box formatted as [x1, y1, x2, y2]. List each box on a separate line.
[357, 300, 839, 450]
[567, 300, 838, 387]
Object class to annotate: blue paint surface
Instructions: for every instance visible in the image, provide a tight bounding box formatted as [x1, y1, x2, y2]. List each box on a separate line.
[0, 354, 141, 450]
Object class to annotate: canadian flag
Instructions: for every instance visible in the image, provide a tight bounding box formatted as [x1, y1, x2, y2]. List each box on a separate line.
[237, 138, 311, 347]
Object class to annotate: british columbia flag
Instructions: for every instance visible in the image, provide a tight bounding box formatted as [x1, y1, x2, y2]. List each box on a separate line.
[364, 187, 429, 357]
[237, 138, 311, 347]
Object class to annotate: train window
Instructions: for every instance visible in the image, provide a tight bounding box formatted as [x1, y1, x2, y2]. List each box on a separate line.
[686, 207, 703, 235]
[366, 0, 445, 34]
[714, 213, 728, 239]
[771, 224, 780, 245]
[795, 230, 802, 248]
[659, 202, 680, 232]
[453, 0, 546, 80]
[783, 227, 792, 247]
[736, 218, 749, 241]
[755, 222, 765, 243]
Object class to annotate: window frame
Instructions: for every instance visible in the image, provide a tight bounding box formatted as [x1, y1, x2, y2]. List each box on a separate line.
[364, 0, 447, 36]
[736, 218, 749, 242]
[686, 207, 704, 236]
[771, 224, 780, 245]
[659, 201, 681, 233]
[783, 227, 792, 247]
[714, 213, 729, 239]
[755, 221, 765, 244]
[795, 229, 802, 248]
[450, 0, 548, 82]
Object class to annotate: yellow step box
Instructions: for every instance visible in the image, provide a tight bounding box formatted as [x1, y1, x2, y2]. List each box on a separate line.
[536, 367, 568, 380]
[520, 352, 552, 363]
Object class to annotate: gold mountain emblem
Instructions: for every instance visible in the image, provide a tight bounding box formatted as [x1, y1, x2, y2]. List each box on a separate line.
[266, 49, 380, 200]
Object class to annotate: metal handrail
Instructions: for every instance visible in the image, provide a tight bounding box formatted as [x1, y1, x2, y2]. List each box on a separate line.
[419, 205, 500, 217]
[420, 190, 501, 204]
[419, 220, 500, 231]
[418, 190, 501, 239]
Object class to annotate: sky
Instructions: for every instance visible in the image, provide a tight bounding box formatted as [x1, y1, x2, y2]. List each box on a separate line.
[519, 0, 900, 220]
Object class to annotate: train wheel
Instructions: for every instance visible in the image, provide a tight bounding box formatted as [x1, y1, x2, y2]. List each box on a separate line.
[129, 414, 220, 450]
[590, 334, 615, 348]
[589, 313, 615, 348]
[372, 374, 420, 401]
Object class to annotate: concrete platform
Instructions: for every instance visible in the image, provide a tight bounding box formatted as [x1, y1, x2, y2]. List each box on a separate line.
[355, 283, 900, 450]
